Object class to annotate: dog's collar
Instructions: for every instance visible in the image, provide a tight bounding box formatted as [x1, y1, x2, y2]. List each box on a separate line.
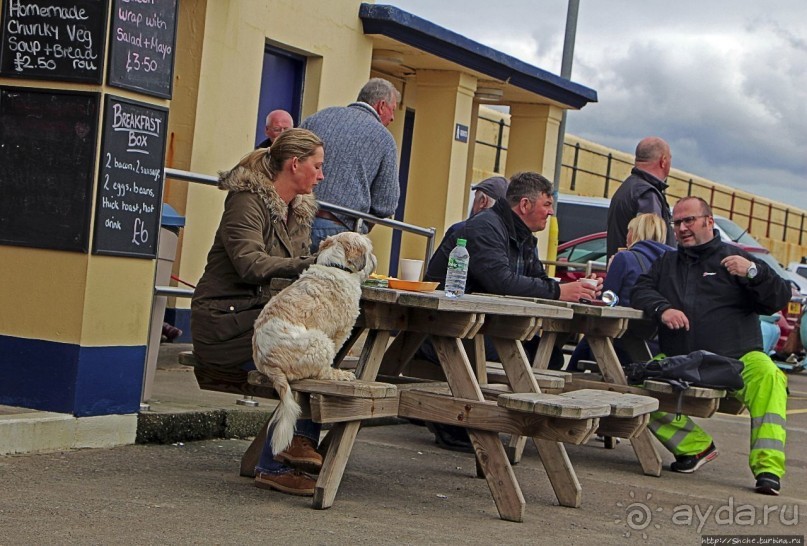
[322, 263, 353, 273]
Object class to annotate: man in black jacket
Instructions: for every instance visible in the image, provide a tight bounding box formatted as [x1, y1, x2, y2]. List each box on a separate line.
[606, 137, 676, 258]
[419, 172, 600, 451]
[632, 196, 790, 495]
[426, 172, 598, 302]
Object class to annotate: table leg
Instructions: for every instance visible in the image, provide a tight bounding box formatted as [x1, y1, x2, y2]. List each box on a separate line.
[492, 336, 582, 508]
[432, 335, 525, 522]
[313, 328, 393, 508]
[377, 331, 428, 376]
[587, 336, 662, 477]
[531, 331, 558, 370]
[313, 421, 361, 509]
[505, 332, 559, 463]
[240, 417, 269, 478]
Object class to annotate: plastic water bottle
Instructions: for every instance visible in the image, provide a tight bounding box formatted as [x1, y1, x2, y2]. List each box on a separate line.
[445, 238, 470, 298]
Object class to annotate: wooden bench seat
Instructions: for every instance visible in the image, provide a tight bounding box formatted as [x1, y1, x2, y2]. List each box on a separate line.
[498, 392, 612, 419]
[180, 351, 398, 423]
[563, 373, 744, 417]
[397, 389, 600, 445]
[485, 366, 565, 393]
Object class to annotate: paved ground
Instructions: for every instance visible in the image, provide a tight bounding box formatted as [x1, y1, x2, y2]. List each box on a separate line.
[0, 343, 805, 545]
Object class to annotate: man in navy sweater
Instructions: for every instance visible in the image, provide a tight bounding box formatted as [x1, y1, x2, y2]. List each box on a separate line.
[301, 78, 401, 251]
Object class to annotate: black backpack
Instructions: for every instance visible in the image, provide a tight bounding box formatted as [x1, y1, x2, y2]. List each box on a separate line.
[623, 350, 745, 415]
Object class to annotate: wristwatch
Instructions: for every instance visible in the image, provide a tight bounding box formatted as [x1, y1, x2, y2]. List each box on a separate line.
[746, 263, 758, 279]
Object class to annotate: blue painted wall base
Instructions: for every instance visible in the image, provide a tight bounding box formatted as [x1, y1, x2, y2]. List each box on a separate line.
[0, 335, 145, 417]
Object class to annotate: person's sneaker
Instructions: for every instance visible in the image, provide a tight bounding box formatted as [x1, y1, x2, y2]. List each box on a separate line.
[670, 442, 718, 473]
[275, 435, 323, 473]
[254, 469, 316, 496]
[755, 472, 781, 496]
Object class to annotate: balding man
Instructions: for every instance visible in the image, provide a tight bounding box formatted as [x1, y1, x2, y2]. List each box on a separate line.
[606, 137, 676, 258]
[256, 109, 293, 149]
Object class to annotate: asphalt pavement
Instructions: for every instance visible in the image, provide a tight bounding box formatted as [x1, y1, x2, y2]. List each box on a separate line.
[0, 342, 805, 545]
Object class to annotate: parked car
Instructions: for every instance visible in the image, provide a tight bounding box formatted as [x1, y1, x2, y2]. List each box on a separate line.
[553, 227, 801, 352]
[554, 231, 607, 283]
[786, 270, 807, 297]
[787, 261, 807, 281]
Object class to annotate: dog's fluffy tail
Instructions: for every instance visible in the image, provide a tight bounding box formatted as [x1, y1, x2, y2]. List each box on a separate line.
[267, 375, 301, 455]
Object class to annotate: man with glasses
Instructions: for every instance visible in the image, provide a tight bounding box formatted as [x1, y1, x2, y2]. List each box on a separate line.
[256, 109, 293, 149]
[632, 196, 790, 495]
[301, 78, 401, 251]
[606, 136, 676, 259]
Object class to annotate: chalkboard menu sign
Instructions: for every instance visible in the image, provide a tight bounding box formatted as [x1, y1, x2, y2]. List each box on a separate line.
[0, 87, 99, 252]
[93, 95, 168, 258]
[0, 0, 108, 83]
[107, 0, 177, 99]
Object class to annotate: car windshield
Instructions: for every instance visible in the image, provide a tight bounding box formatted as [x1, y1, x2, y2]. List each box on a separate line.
[714, 216, 763, 247]
[558, 238, 606, 266]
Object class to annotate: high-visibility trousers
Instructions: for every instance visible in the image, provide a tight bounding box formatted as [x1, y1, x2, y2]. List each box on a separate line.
[648, 351, 787, 478]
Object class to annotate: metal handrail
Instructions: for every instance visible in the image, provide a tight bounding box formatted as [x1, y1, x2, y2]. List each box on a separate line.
[164, 168, 437, 263]
[543, 259, 607, 277]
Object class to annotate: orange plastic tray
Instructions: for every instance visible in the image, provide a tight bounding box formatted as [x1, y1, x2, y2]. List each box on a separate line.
[387, 279, 440, 292]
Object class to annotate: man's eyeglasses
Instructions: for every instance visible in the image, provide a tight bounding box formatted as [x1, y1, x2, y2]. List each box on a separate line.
[671, 215, 710, 228]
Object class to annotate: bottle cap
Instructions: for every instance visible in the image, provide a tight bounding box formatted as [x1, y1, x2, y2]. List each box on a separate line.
[457, 238, 467, 246]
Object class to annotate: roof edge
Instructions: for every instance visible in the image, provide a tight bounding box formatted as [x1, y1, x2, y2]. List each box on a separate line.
[359, 3, 597, 109]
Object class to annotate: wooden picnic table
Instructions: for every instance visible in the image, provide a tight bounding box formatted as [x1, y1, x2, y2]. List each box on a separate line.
[359, 288, 600, 522]
[242, 283, 630, 521]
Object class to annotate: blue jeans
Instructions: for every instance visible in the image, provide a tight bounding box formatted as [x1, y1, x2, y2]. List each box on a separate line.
[256, 419, 322, 474]
[239, 359, 322, 475]
[311, 217, 348, 253]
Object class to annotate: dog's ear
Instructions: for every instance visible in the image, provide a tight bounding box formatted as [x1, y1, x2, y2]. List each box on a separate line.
[318, 235, 335, 253]
[343, 241, 367, 273]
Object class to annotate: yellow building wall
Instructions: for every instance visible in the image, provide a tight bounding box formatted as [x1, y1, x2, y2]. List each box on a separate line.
[174, 0, 387, 299]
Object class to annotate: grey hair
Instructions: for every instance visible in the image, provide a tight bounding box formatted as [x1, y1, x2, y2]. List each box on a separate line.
[357, 78, 400, 106]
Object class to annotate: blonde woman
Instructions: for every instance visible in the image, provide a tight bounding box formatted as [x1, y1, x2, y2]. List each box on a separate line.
[570, 213, 673, 370]
[191, 128, 325, 496]
[603, 213, 673, 306]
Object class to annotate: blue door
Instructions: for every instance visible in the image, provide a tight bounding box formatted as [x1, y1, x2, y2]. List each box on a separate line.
[254, 45, 305, 147]
[389, 108, 415, 276]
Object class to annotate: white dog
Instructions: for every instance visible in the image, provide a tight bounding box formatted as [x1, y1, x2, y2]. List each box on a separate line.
[252, 231, 377, 455]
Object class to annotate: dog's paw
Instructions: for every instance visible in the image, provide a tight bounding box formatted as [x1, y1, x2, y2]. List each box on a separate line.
[334, 370, 356, 381]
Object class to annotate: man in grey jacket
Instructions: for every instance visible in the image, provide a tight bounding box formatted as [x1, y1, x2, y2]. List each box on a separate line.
[301, 78, 401, 251]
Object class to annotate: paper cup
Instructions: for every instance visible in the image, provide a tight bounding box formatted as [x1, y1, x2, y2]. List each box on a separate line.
[579, 278, 598, 290]
[399, 259, 424, 281]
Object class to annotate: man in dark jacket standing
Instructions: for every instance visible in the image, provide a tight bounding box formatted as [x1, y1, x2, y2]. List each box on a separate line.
[607, 137, 676, 258]
[632, 196, 790, 495]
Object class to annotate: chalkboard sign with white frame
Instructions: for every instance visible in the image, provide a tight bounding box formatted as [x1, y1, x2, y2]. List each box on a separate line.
[0, 0, 108, 83]
[93, 95, 168, 258]
[107, 0, 177, 99]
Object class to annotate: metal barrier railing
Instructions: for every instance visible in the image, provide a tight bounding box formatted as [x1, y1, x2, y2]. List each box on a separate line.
[164, 168, 437, 265]
[542, 259, 607, 277]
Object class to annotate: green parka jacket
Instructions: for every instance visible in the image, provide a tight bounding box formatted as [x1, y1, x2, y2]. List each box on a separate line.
[190, 165, 317, 370]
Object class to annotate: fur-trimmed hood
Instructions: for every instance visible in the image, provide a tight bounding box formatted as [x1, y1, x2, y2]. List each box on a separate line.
[218, 165, 318, 227]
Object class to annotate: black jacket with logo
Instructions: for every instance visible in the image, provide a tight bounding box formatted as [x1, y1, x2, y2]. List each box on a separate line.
[631, 234, 791, 358]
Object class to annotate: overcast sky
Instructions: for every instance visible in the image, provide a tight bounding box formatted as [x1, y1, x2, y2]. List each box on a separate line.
[391, 1, 807, 210]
